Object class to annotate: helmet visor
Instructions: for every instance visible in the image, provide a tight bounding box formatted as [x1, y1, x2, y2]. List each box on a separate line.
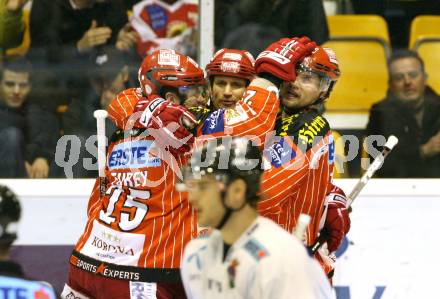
[295, 67, 332, 93]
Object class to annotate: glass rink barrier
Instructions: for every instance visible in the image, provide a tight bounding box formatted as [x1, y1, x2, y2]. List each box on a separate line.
[0, 179, 439, 298]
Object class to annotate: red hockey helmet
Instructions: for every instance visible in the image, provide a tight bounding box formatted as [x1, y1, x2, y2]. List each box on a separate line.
[297, 46, 340, 99]
[138, 49, 206, 96]
[206, 48, 256, 81]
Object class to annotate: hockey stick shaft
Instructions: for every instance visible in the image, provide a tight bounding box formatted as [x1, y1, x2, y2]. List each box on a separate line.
[293, 214, 311, 240]
[94, 110, 108, 197]
[309, 135, 399, 253]
[346, 135, 398, 207]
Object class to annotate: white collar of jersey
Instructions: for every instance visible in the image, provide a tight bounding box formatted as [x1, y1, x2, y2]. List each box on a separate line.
[207, 217, 267, 262]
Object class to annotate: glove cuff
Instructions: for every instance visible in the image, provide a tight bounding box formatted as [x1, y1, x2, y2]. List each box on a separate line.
[258, 72, 283, 89]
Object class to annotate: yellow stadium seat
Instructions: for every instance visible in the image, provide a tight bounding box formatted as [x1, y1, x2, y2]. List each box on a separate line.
[327, 14, 390, 45]
[409, 15, 440, 49]
[416, 41, 440, 95]
[323, 40, 389, 113]
[6, 9, 30, 57]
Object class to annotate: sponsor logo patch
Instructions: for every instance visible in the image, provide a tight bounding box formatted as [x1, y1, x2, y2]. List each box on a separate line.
[244, 238, 269, 261]
[328, 134, 335, 165]
[202, 110, 225, 134]
[108, 140, 160, 170]
[267, 137, 297, 168]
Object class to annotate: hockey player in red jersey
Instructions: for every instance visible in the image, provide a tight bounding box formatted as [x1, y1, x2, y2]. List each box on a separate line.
[198, 37, 317, 146]
[205, 48, 256, 109]
[177, 40, 349, 278]
[62, 49, 205, 299]
[112, 38, 318, 149]
[193, 42, 350, 278]
[61, 36, 320, 298]
[197, 43, 350, 277]
[257, 46, 350, 276]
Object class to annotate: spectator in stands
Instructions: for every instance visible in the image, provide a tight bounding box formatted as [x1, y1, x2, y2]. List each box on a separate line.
[28, 0, 138, 109]
[60, 48, 131, 178]
[215, 0, 328, 53]
[0, 0, 28, 57]
[366, 49, 440, 177]
[0, 57, 59, 178]
[130, 0, 198, 59]
[30, 0, 136, 59]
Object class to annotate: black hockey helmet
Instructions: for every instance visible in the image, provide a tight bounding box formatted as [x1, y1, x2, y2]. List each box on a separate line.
[184, 137, 264, 204]
[0, 185, 21, 245]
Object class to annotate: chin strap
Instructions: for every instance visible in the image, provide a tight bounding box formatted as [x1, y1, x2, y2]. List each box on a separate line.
[215, 188, 248, 230]
[215, 208, 233, 230]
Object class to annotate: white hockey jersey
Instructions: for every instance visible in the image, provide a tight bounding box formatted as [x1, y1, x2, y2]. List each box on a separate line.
[181, 217, 334, 299]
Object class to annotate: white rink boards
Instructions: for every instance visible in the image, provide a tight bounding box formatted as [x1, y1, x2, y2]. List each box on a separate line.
[333, 195, 440, 299]
[0, 179, 439, 298]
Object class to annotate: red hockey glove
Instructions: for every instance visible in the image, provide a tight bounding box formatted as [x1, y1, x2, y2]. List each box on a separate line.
[324, 185, 351, 253]
[255, 36, 317, 82]
[134, 95, 197, 155]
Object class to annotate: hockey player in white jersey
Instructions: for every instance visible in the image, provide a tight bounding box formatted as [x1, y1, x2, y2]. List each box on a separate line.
[180, 137, 333, 299]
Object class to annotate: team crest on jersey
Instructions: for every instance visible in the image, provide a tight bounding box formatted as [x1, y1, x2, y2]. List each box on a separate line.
[202, 110, 225, 134]
[267, 137, 297, 168]
[108, 140, 160, 170]
[224, 105, 249, 125]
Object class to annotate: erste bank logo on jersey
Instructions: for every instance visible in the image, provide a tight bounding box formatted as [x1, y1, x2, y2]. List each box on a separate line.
[108, 140, 160, 170]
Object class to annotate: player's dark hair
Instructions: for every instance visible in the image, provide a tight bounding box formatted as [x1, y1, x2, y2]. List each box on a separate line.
[190, 137, 264, 206]
[388, 49, 425, 75]
[0, 56, 32, 81]
[0, 185, 21, 249]
[159, 85, 180, 102]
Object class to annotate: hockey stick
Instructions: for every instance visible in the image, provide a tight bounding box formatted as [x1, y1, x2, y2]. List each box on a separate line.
[309, 135, 399, 254]
[94, 110, 108, 197]
[293, 214, 311, 240]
